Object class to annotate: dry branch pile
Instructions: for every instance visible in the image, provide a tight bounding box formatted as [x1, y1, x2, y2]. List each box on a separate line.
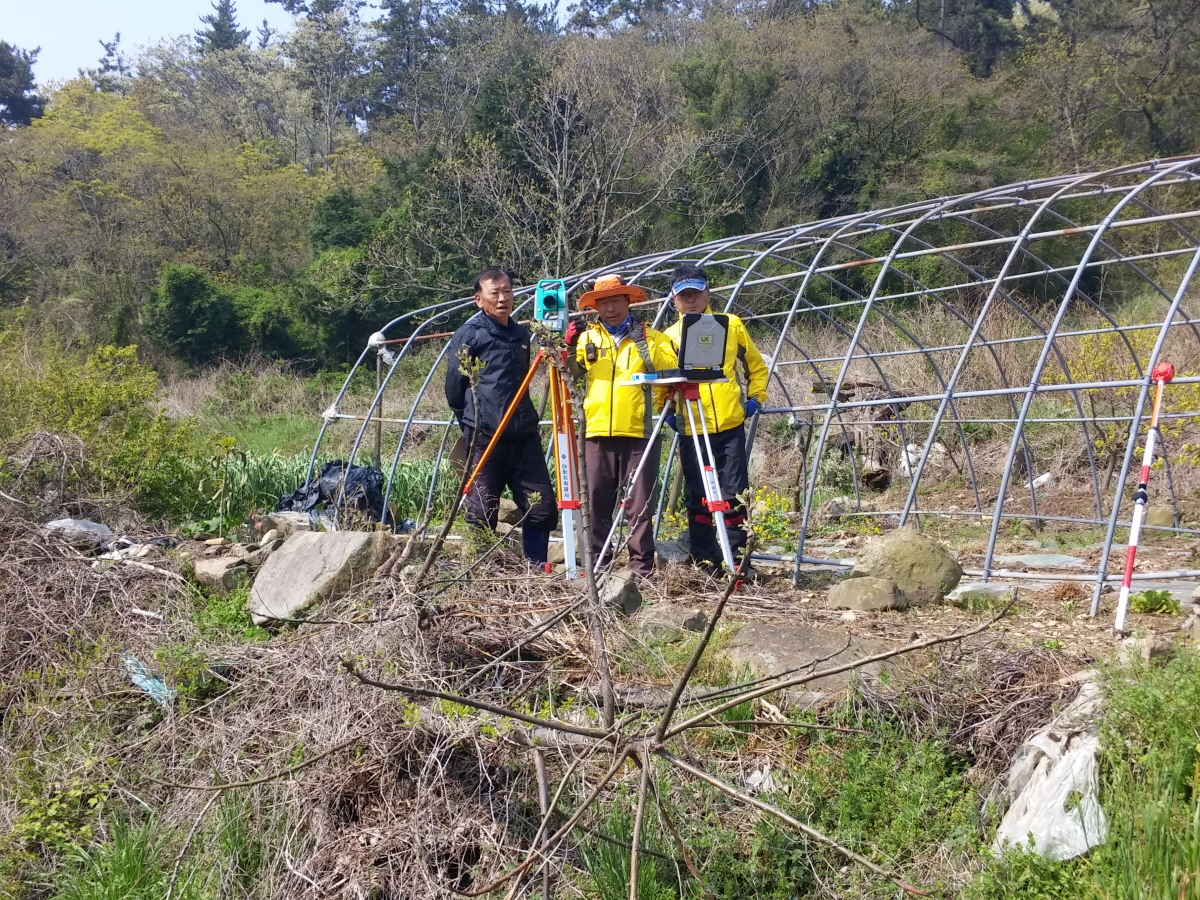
[0, 489, 1080, 900]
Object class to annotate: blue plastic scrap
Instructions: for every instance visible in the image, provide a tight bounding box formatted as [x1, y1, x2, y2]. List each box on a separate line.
[120, 652, 176, 707]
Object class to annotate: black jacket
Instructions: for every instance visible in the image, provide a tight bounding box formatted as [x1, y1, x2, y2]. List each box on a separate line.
[445, 312, 541, 439]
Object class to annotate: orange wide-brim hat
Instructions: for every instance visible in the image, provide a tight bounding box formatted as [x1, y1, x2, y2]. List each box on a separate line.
[578, 274, 647, 310]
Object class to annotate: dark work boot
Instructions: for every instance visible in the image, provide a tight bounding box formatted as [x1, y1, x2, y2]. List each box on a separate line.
[522, 527, 550, 565]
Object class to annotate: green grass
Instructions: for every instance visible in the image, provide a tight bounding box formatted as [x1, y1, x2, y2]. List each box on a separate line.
[50, 817, 204, 900]
[190, 582, 270, 643]
[200, 413, 316, 457]
[617, 625, 738, 686]
[582, 804, 679, 900]
[601, 701, 983, 900]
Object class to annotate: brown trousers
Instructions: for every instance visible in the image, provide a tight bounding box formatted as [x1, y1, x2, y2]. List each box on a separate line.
[584, 436, 660, 577]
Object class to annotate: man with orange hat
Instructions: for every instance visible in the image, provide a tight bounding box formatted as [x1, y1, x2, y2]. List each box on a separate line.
[567, 275, 675, 577]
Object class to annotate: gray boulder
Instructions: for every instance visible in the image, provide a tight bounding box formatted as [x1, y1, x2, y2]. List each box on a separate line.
[850, 526, 962, 606]
[637, 603, 708, 642]
[599, 567, 643, 615]
[498, 498, 523, 526]
[946, 581, 1015, 610]
[245, 538, 284, 568]
[815, 497, 876, 522]
[724, 623, 891, 696]
[655, 539, 689, 564]
[269, 512, 312, 537]
[827, 576, 903, 611]
[248, 531, 390, 624]
[194, 557, 249, 593]
[1143, 505, 1176, 530]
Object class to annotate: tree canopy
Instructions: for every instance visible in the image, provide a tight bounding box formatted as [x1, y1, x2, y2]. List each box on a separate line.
[2, 0, 1199, 367]
[196, 0, 253, 52]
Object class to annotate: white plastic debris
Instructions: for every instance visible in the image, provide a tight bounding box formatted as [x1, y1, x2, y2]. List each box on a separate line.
[43, 518, 113, 552]
[744, 766, 777, 794]
[898, 442, 949, 479]
[992, 681, 1107, 860]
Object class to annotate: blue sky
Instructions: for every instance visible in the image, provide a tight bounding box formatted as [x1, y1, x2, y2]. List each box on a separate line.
[1, 0, 299, 85]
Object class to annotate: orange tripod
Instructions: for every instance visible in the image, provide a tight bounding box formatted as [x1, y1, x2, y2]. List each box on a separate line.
[462, 349, 582, 577]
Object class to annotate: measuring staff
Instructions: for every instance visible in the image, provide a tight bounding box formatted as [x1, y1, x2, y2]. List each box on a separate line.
[663, 263, 769, 577]
[567, 275, 676, 579]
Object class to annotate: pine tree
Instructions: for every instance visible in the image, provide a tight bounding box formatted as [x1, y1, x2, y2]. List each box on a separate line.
[196, 0, 251, 53]
[0, 41, 43, 125]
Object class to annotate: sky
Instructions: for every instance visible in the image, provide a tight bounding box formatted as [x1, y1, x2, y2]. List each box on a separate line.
[0, 0, 299, 86]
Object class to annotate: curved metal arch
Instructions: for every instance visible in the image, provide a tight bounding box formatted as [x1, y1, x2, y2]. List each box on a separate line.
[308, 155, 1200, 609]
[980, 156, 1200, 580]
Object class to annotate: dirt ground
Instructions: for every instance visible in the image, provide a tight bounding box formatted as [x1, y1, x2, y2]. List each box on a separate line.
[646, 529, 1200, 667]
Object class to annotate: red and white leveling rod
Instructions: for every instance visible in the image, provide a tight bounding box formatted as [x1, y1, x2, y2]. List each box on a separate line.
[1112, 361, 1175, 635]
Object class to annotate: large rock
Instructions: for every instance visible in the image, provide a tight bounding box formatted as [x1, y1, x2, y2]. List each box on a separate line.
[194, 557, 249, 594]
[849, 526, 962, 606]
[637, 603, 708, 642]
[655, 539, 689, 564]
[946, 581, 1015, 610]
[1143, 505, 1175, 530]
[269, 511, 312, 537]
[814, 497, 876, 522]
[599, 567, 643, 615]
[827, 576, 903, 611]
[724, 623, 891, 695]
[248, 531, 389, 624]
[497, 498, 523, 526]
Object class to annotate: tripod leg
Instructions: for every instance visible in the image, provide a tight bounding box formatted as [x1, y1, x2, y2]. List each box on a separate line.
[689, 397, 737, 573]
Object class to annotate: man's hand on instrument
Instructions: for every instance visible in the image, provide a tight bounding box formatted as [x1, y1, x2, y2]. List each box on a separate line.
[745, 398, 762, 417]
[664, 413, 679, 433]
[565, 319, 582, 345]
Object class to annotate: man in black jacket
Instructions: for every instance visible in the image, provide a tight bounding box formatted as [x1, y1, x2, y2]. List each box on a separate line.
[445, 267, 557, 565]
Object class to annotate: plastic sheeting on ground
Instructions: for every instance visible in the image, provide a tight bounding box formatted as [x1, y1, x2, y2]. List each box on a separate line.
[993, 679, 1108, 860]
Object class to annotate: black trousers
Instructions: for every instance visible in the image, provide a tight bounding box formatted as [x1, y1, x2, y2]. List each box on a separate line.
[677, 424, 749, 569]
[462, 428, 558, 562]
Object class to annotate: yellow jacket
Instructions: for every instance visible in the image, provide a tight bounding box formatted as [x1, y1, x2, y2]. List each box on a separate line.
[663, 309, 768, 435]
[571, 323, 675, 439]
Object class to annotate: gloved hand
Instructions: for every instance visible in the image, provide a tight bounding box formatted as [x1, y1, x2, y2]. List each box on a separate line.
[565, 320, 582, 345]
[745, 398, 762, 417]
[664, 413, 679, 433]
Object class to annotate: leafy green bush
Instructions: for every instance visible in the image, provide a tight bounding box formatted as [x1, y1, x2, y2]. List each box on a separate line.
[1128, 588, 1179, 615]
[146, 264, 239, 364]
[0, 331, 202, 519]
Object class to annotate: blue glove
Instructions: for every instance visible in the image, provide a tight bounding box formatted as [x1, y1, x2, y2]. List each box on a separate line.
[664, 413, 679, 433]
[745, 398, 762, 417]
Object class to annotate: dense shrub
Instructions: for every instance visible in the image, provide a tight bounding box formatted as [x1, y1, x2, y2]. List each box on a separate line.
[145, 264, 239, 365]
[0, 328, 201, 519]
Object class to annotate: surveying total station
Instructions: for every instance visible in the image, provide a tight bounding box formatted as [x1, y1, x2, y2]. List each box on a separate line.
[535, 280, 583, 579]
[603, 312, 738, 574]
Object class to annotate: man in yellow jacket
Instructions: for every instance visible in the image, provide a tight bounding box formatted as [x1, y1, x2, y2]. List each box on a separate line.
[663, 263, 768, 575]
[568, 275, 675, 577]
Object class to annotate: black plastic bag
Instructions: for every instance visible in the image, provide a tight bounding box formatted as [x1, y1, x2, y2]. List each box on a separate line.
[277, 460, 386, 523]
